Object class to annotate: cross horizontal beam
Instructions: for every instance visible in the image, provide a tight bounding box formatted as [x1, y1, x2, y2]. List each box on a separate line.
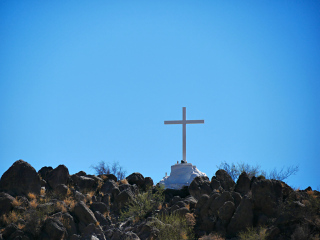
[164, 107, 204, 162]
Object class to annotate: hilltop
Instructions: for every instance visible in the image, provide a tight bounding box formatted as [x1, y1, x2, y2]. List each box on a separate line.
[0, 160, 319, 240]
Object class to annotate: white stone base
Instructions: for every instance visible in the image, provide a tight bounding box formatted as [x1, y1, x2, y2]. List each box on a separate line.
[159, 162, 207, 189]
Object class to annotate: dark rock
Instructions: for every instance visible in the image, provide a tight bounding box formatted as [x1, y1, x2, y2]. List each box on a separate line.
[39, 217, 67, 240]
[266, 226, 280, 240]
[104, 174, 117, 182]
[210, 178, 221, 190]
[0, 160, 41, 196]
[173, 206, 190, 216]
[75, 171, 86, 176]
[227, 197, 253, 237]
[2, 223, 18, 239]
[210, 191, 234, 215]
[231, 191, 242, 209]
[163, 186, 190, 202]
[90, 202, 108, 214]
[74, 191, 86, 202]
[126, 172, 145, 189]
[55, 184, 69, 198]
[73, 201, 98, 226]
[38, 166, 53, 180]
[52, 212, 78, 236]
[144, 177, 154, 190]
[78, 176, 97, 191]
[189, 176, 212, 200]
[100, 180, 120, 201]
[218, 201, 235, 223]
[0, 192, 15, 215]
[252, 179, 282, 217]
[81, 223, 105, 240]
[46, 165, 70, 189]
[234, 172, 251, 196]
[183, 196, 197, 210]
[93, 211, 111, 226]
[195, 194, 210, 211]
[215, 169, 235, 191]
[114, 189, 135, 210]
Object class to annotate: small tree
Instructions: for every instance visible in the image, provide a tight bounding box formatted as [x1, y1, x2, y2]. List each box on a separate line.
[91, 161, 126, 180]
[217, 161, 299, 182]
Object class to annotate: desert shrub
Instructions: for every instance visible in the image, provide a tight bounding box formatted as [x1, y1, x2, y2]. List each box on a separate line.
[238, 227, 268, 240]
[291, 224, 310, 240]
[217, 161, 299, 182]
[153, 213, 194, 240]
[91, 161, 126, 180]
[120, 185, 164, 221]
[199, 233, 225, 240]
[0, 211, 20, 225]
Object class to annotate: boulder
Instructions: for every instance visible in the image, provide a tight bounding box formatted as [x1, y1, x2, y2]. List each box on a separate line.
[93, 211, 111, 227]
[81, 223, 105, 240]
[39, 217, 67, 240]
[214, 169, 235, 191]
[73, 201, 98, 226]
[0, 160, 41, 196]
[38, 166, 53, 180]
[234, 172, 251, 196]
[46, 165, 70, 189]
[251, 179, 282, 217]
[126, 172, 145, 189]
[114, 189, 135, 210]
[77, 176, 97, 191]
[0, 192, 15, 215]
[210, 191, 234, 215]
[218, 201, 235, 224]
[100, 180, 120, 201]
[144, 177, 154, 190]
[54, 184, 69, 198]
[210, 178, 221, 190]
[227, 197, 253, 237]
[52, 212, 77, 237]
[90, 202, 108, 214]
[189, 176, 212, 200]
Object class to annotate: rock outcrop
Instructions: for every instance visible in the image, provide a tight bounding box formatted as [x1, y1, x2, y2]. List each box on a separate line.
[0, 160, 319, 240]
[0, 160, 41, 196]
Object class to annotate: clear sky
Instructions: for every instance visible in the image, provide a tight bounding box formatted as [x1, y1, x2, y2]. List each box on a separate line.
[1, 1, 319, 190]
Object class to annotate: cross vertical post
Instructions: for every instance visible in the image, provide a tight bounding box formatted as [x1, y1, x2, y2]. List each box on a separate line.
[164, 107, 204, 162]
[182, 107, 187, 162]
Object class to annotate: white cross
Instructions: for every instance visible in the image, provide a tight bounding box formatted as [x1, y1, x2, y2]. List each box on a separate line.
[164, 107, 204, 162]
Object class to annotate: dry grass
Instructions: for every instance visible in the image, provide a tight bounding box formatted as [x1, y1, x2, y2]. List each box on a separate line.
[185, 213, 196, 227]
[100, 175, 108, 181]
[27, 193, 37, 200]
[95, 221, 100, 226]
[63, 196, 76, 211]
[29, 199, 38, 209]
[120, 179, 128, 185]
[97, 181, 104, 191]
[56, 202, 67, 213]
[1, 211, 19, 225]
[199, 233, 225, 240]
[12, 198, 23, 207]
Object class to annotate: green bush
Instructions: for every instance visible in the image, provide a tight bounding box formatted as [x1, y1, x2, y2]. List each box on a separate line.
[120, 185, 164, 221]
[153, 213, 194, 240]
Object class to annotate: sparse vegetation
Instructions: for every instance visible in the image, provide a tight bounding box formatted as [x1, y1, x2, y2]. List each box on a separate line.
[91, 161, 127, 180]
[217, 161, 299, 182]
[153, 213, 194, 240]
[120, 185, 164, 221]
[238, 227, 268, 240]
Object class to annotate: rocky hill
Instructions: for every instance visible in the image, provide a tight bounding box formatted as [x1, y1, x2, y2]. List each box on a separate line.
[0, 160, 319, 240]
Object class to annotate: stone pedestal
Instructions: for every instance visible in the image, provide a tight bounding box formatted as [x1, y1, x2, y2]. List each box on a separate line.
[159, 162, 207, 189]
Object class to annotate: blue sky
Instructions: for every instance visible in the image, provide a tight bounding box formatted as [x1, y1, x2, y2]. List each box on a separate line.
[1, 1, 319, 190]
